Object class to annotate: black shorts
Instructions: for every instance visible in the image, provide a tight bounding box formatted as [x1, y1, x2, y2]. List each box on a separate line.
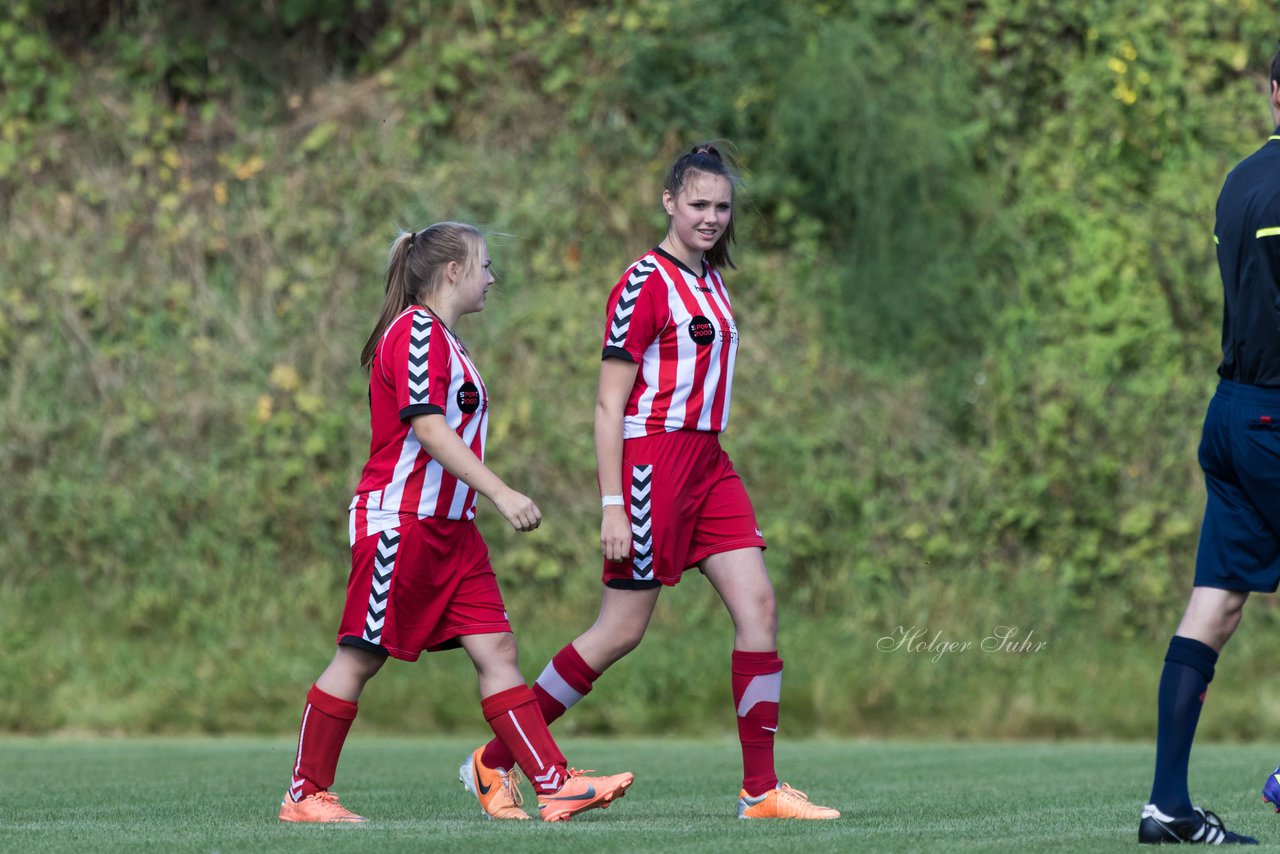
[1195, 379, 1280, 592]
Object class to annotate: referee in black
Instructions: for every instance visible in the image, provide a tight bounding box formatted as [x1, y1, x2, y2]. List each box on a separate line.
[1139, 48, 1280, 846]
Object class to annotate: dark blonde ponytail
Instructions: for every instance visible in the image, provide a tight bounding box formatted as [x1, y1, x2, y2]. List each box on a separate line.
[360, 222, 484, 370]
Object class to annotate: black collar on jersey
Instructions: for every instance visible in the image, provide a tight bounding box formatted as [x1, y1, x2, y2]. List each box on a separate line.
[653, 245, 707, 279]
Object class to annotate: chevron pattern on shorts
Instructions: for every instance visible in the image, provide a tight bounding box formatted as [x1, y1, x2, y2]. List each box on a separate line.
[607, 259, 656, 348]
[630, 464, 653, 580]
[408, 311, 432, 405]
[363, 530, 399, 644]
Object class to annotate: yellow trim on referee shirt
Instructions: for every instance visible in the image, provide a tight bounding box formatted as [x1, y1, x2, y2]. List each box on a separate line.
[1258, 227, 1280, 239]
[1214, 234, 1219, 245]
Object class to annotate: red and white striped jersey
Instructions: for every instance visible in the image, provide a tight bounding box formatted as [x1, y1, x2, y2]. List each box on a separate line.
[602, 248, 740, 439]
[348, 307, 489, 544]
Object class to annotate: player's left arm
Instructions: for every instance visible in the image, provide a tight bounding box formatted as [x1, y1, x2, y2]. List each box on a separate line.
[1257, 194, 1280, 282]
[410, 413, 541, 532]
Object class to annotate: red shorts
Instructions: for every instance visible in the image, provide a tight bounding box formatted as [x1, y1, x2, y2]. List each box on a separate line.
[337, 517, 511, 661]
[603, 430, 766, 589]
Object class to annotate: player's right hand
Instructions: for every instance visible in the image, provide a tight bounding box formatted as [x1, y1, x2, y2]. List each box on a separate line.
[601, 506, 631, 561]
[494, 488, 541, 532]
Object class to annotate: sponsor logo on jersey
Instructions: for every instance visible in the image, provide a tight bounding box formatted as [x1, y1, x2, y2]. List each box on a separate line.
[688, 315, 716, 346]
[457, 381, 481, 413]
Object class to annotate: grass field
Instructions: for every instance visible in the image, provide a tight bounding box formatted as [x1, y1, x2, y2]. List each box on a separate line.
[2, 737, 1279, 852]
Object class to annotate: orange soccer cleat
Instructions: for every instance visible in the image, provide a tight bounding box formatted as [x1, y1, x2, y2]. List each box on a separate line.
[278, 790, 367, 823]
[536, 768, 635, 822]
[737, 783, 841, 820]
[459, 746, 530, 820]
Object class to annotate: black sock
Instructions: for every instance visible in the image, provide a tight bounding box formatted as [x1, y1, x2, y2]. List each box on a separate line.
[1149, 635, 1218, 816]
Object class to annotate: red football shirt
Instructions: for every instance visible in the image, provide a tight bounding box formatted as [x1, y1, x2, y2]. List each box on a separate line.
[348, 307, 488, 543]
[602, 248, 739, 438]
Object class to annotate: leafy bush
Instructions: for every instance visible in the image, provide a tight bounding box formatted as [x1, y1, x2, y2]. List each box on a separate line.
[6, 0, 1280, 737]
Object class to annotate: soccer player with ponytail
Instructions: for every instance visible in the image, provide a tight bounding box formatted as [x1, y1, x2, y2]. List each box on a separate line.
[462, 146, 840, 821]
[279, 222, 632, 824]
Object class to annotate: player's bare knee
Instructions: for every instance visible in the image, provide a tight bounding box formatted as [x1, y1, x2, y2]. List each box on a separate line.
[1213, 601, 1244, 640]
[761, 596, 778, 630]
[587, 625, 643, 666]
[493, 631, 518, 658]
[609, 626, 646, 660]
[471, 634, 519, 671]
[346, 645, 387, 674]
[745, 593, 777, 639]
[1220, 605, 1245, 641]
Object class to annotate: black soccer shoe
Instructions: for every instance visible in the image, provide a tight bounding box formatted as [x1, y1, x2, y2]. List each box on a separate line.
[1139, 804, 1258, 844]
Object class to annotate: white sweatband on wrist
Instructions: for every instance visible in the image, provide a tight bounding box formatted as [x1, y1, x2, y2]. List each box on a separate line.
[601, 494, 624, 509]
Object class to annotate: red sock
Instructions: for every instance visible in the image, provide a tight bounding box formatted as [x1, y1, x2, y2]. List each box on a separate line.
[481, 685, 569, 794]
[733, 650, 782, 797]
[288, 684, 358, 802]
[480, 643, 600, 771]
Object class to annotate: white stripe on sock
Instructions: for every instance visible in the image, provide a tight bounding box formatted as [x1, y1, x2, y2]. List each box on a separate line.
[506, 709, 544, 770]
[536, 661, 585, 710]
[290, 703, 312, 802]
[736, 672, 782, 717]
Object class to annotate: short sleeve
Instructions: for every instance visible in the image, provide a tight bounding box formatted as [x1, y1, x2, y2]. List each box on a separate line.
[1257, 197, 1280, 281]
[381, 310, 447, 422]
[602, 258, 668, 362]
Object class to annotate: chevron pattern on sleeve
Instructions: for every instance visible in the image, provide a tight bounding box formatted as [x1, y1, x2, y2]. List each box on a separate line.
[607, 259, 657, 348]
[408, 311, 433, 406]
[362, 530, 399, 645]
[629, 464, 653, 581]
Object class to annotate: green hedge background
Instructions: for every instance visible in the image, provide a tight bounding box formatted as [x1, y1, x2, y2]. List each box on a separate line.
[5, 0, 1280, 739]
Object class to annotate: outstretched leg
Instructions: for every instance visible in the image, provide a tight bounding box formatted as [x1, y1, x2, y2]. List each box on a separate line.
[1139, 586, 1258, 844]
[702, 548, 838, 820]
[1148, 587, 1247, 816]
[460, 631, 633, 822]
[280, 645, 386, 822]
[477, 586, 660, 774]
[702, 548, 780, 795]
